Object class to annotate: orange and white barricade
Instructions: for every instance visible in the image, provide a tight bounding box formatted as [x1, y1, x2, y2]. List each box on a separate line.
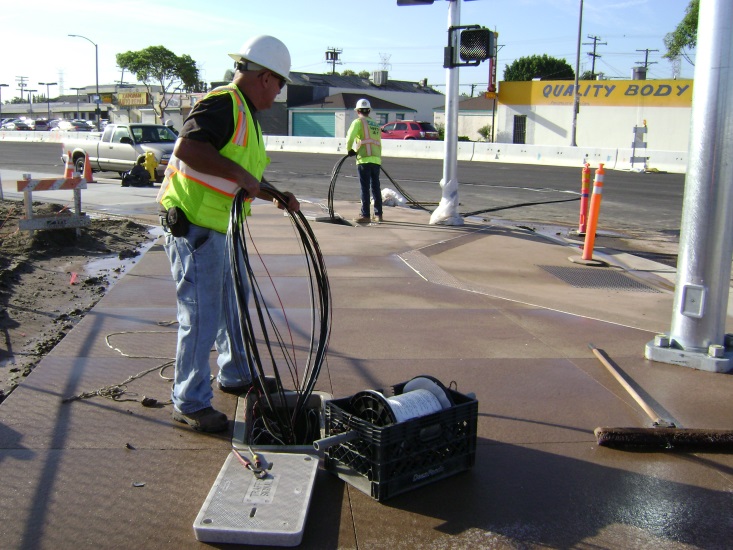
[16, 174, 91, 235]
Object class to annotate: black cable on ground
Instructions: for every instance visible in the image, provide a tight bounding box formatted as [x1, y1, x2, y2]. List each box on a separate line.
[328, 155, 580, 222]
[462, 196, 580, 218]
[327, 155, 350, 222]
[379, 165, 433, 213]
[228, 186, 331, 445]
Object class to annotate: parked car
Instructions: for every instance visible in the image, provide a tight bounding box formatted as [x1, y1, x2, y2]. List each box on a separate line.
[1, 119, 33, 131]
[380, 120, 439, 140]
[58, 119, 92, 132]
[73, 119, 96, 130]
[34, 119, 50, 131]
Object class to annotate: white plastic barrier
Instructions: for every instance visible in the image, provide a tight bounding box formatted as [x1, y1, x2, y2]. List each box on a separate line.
[616, 148, 688, 173]
[472, 143, 618, 169]
[3, 132, 687, 173]
[0, 130, 100, 144]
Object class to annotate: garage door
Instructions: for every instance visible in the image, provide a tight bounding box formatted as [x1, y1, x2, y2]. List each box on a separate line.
[292, 112, 335, 137]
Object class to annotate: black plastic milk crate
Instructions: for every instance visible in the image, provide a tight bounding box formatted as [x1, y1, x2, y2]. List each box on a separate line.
[324, 382, 477, 501]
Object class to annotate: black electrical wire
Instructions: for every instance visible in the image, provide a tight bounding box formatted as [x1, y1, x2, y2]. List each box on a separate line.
[327, 156, 435, 220]
[462, 196, 580, 218]
[328, 156, 579, 222]
[379, 166, 433, 213]
[327, 154, 350, 222]
[227, 185, 331, 445]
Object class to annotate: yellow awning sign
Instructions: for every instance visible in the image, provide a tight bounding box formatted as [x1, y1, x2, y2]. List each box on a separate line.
[499, 79, 693, 108]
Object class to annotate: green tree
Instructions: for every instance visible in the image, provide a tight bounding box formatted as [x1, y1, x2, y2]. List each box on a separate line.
[663, 0, 698, 65]
[580, 70, 595, 80]
[116, 45, 201, 122]
[477, 124, 492, 142]
[503, 54, 574, 81]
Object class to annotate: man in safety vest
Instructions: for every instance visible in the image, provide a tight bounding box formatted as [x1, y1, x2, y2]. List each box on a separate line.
[346, 98, 383, 223]
[156, 35, 298, 433]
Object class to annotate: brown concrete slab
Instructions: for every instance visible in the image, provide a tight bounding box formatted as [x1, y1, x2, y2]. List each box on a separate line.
[344, 442, 731, 549]
[1, 200, 732, 549]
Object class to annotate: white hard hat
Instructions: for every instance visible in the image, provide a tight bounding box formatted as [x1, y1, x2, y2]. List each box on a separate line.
[228, 35, 292, 83]
[355, 98, 371, 111]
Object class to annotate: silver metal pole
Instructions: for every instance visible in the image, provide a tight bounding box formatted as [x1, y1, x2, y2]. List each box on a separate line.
[570, 0, 583, 147]
[430, 0, 464, 226]
[645, 0, 733, 373]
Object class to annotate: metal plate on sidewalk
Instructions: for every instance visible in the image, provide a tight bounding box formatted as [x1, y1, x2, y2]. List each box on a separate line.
[538, 265, 661, 293]
[193, 452, 318, 546]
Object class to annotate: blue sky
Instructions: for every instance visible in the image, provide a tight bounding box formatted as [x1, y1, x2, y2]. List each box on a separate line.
[0, 0, 694, 101]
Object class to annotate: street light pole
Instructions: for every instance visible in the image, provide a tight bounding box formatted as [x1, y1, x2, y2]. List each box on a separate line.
[26, 89, 38, 117]
[0, 83, 8, 120]
[69, 34, 100, 128]
[38, 81, 57, 121]
[70, 87, 83, 119]
[570, 0, 584, 147]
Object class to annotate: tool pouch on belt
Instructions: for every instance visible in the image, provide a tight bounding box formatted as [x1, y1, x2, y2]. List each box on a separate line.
[163, 206, 190, 237]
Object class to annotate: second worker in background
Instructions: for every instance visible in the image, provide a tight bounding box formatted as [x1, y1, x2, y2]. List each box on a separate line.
[346, 98, 383, 223]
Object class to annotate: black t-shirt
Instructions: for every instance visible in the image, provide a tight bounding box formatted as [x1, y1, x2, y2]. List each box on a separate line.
[178, 88, 260, 151]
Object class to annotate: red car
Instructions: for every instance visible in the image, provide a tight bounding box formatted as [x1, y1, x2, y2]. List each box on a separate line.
[380, 120, 439, 140]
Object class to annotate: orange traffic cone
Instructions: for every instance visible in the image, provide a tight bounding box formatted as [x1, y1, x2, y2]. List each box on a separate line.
[64, 151, 74, 178]
[83, 154, 95, 183]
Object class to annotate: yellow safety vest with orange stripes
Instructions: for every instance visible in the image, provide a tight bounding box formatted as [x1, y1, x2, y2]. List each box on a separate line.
[346, 116, 382, 165]
[157, 84, 269, 233]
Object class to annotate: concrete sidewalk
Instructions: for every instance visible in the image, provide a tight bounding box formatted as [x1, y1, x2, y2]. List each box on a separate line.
[0, 200, 731, 549]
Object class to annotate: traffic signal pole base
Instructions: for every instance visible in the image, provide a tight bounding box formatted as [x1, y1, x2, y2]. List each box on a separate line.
[645, 334, 733, 373]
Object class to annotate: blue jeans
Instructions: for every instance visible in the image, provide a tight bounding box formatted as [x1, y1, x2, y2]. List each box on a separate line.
[358, 163, 382, 218]
[164, 223, 252, 413]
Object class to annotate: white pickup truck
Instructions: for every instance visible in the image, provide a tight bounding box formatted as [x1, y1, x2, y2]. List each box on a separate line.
[62, 123, 177, 182]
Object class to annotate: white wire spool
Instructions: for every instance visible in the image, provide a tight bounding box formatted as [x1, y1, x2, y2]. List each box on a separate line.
[385, 388, 443, 423]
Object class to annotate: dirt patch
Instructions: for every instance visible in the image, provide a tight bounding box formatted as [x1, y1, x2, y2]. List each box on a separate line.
[0, 199, 156, 403]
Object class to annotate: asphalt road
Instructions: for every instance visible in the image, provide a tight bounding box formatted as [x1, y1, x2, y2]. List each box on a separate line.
[0, 141, 685, 253]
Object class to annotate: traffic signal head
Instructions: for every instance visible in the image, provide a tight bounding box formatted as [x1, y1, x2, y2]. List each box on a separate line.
[444, 26, 495, 68]
[460, 28, 493, 62]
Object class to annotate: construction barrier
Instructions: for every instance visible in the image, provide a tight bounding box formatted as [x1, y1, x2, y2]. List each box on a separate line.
[83, 154, 96, 183]
[581, 163, 605, 261]
[16, 174, 91, 235]
[577, 163, 591, 235]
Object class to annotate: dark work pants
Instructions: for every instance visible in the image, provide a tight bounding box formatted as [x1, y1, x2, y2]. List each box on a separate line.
[357, 163, 382, 218]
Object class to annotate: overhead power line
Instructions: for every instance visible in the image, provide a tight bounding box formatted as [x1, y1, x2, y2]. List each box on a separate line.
[583, 35, 607, 79]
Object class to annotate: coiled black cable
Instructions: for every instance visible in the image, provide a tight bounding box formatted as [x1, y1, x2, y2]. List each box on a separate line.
[327, 155, 350, 222]
[327, 156, 435, 220]
[227, 185, 331, 445]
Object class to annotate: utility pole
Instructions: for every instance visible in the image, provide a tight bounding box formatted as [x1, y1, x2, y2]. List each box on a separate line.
[325, 47, 342, 75]
[635, 48, 659, 70]
[16, 76, 28, 102]
[583, 35, 606, 79]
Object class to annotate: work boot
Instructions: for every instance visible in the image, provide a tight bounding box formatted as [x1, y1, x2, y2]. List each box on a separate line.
[217, 376, 279, 395]
[374, 215, 384, 223]
[354, 216, 371, 224]
[172, 407, 228, 433]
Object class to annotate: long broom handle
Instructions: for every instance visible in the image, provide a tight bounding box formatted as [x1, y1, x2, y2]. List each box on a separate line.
[589, 343, 664, 425]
